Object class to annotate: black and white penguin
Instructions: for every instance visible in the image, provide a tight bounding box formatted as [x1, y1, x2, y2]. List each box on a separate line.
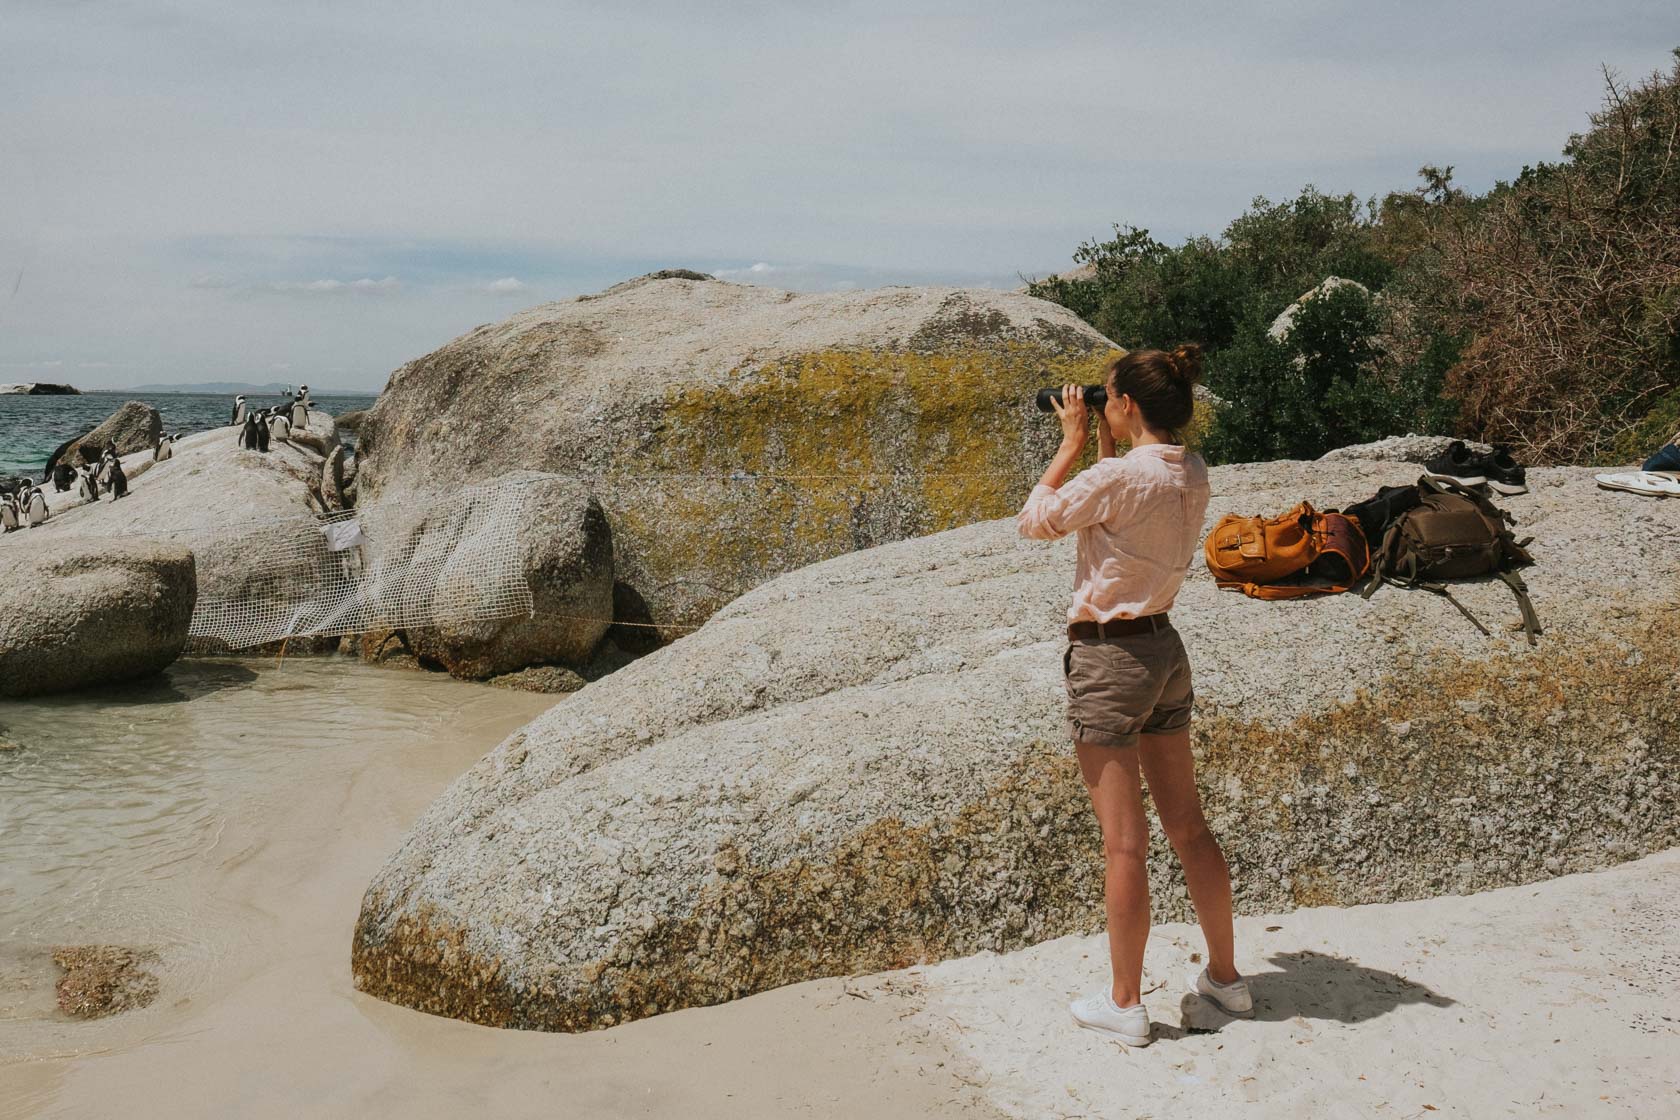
[153, 434, 173, 462]
[103, 456, 128, 499]
[254, 410, 271, 452]
[0, 494, 17, 533]
[51, 461, 75, 492]
[290, 394, 308, 428]
[22, 484, 47, 526]
[232, 395, 248, 426]
[76, 466, 99, 502]
[268, 409, 292, 442]
[239, 414, 260, 450]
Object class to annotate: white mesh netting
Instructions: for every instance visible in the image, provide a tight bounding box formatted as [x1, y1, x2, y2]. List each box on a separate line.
[162, 478, 535, 650]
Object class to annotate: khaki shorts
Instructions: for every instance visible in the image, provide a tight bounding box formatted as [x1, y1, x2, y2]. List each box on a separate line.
[1063, 626, 1194, 749]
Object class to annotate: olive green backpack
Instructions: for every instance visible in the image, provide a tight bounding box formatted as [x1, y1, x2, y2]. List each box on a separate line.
[1361, 477, 1542, 645]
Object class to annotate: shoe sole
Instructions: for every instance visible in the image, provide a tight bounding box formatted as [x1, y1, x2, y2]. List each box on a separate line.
[1597, 480, 1673, 498]
[1071, 1017, 1152, 1046]
[1425, 471, 1487, 487]
[1190, 986, 1255, 1018]
[1485, 479, 1528, 495]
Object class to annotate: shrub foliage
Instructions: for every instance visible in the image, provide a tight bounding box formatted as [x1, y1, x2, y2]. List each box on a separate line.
[1030, 49, 1680, 465]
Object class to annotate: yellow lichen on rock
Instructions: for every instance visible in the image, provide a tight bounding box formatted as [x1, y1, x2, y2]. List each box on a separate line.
[603, 346, 1116, 631]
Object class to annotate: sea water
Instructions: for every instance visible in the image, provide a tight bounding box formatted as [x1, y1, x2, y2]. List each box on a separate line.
[0, 660, 553, 1086]
[0, 391, 378, 477]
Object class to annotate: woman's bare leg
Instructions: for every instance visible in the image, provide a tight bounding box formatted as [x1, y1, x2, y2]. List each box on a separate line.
[1075, 741, 1151, 1006]
[1138, 727, 1237, 982]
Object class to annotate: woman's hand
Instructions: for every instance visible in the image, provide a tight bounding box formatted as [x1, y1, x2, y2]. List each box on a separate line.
[1095, 401, 1118, 459]
[1051, 384, 1089, 448]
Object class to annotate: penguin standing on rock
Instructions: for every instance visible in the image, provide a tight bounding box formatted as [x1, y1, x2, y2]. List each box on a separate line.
[1, 494, 18, 533]
[22, 484, 48, 526]
[76, 466, 99, 502]
[51, 461, 75, 492]
[231, 395, 248, 426]
[268, 409, 291, 443]
[153, 434, 174, 462]
[101, 452, 128, 499]
[291, 385, 310, 428]
[255, 409, 271, 452]
[239, 413, 260, 450]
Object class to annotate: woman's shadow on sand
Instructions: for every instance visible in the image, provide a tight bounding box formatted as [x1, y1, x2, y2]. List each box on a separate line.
[1156, 949, 1455, 1039]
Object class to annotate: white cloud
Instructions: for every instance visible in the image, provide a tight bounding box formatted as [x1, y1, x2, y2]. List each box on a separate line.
[262, 276, 401, 294]
[714, 262, 778, 281]
[477, 276, 527, 293]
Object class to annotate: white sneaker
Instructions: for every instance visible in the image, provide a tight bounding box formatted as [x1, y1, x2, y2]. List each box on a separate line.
[1188, 967, 1253, 1016]
[1069, 992, 1152, 1046]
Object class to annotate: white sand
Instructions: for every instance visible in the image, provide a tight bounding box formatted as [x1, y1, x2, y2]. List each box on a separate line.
[909, 849, 1680, 1119]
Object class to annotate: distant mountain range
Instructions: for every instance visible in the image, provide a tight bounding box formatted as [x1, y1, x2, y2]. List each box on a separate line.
[123, 381, 373, 396]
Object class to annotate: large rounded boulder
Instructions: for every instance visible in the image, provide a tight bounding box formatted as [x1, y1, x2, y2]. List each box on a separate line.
[0, 538, 197, 697]
[357, 273, 1121, 639]
[351, 460, 1680, 1032]
[43, 400, 163, 477]
[402, 475, 616, 678]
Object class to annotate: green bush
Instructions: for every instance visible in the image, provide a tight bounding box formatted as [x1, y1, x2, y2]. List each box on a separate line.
[1610, 386, 1680, 465]
[1202, 284, 1456, 463]
[1029, 50, 1680, 465]
[1029, 187, 1456, 464]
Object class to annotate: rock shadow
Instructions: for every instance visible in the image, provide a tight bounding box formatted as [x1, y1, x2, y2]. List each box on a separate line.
[1161, 949, 1454, 1038]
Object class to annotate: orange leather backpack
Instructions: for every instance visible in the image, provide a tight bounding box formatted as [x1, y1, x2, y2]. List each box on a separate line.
[1204, 501, 1371, 600]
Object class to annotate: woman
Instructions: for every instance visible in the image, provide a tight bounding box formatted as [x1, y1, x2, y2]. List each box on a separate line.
[1017, 345, 1248, 1047]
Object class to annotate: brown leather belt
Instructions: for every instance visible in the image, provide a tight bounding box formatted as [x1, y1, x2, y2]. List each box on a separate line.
[1067, 614, 1170, 641]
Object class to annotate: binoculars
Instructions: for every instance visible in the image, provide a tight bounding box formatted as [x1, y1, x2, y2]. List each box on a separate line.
[1034, 384, 1109, 413]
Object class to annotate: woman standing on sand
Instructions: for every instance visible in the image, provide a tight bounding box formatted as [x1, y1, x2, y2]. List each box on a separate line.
[1017, 346, 1249, 1047]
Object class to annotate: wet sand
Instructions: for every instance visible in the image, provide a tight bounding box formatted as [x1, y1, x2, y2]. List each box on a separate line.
[0, 661, 989, 1119]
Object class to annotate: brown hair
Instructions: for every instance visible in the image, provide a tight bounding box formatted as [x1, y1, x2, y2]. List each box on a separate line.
[1103, 344, 1203, 440]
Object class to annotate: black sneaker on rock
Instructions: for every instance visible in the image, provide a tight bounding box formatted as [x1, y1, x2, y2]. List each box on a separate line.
[1422, 440, 1487, 487]
[1480, 447, 1528, 495]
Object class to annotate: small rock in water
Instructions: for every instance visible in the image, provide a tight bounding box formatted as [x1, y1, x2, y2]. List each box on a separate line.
[0, 732, 20, 751]
[52, 945, 160, 1019]
[486, 665, 588, 694]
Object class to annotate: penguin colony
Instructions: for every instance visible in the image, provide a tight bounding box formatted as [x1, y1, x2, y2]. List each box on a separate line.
[6, 385, 315, 536]
[235, 386, 310, 453]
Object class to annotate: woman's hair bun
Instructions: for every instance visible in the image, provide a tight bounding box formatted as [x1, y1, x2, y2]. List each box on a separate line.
[1166, 343, 1204, 386]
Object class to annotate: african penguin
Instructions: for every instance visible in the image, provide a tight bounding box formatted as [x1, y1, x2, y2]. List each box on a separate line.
[23, 486, 47, 526]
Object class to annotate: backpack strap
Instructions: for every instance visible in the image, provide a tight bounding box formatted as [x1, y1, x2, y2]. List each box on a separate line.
[1421, 580, 1492, 637]
[1498, 570, 1542, 646]
[1361, 522, 1405, 600]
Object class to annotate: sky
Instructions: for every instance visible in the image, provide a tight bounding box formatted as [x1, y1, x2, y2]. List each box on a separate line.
[1, 2, 1677, 392]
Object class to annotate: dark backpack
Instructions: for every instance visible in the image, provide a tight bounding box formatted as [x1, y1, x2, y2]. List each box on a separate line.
[1361, 477, 1542, 645]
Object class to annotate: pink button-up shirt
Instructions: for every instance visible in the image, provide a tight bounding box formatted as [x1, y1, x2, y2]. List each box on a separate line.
[1017, 443, 1211, 623]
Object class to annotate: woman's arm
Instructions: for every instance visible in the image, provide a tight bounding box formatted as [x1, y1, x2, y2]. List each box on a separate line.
[1035, 383, 1089, 490]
